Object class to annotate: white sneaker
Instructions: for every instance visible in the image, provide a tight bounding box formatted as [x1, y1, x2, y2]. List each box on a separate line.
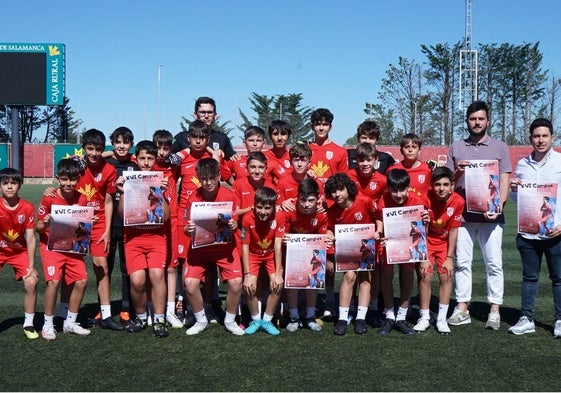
[485, 312, 501, 330]
[508, 316, 535, 335]
[41, 326, 57, 341]
[447, 307, 471, 325]
[166, 313, 184, 329]
[185, 321, 208, 335]
[63, 322, 91, 336]
[554, 320, 561, 338]
[413, 318, 431, 332]
[286, 319, 301, 333]
[224, 321, 245, 336]
[436, 320, 451, 334]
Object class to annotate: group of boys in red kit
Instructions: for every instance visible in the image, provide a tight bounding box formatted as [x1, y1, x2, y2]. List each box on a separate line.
[1, 97, 467, 341]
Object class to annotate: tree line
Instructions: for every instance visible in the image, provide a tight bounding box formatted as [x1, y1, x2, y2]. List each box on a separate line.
[2, 41, 558, 146]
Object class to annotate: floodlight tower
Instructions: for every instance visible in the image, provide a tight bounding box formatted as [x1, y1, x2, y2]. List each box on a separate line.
[459, 0, 478, 111]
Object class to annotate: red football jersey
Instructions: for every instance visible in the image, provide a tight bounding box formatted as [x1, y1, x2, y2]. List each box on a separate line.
[427, 190, 465, 244]
[0, 198, 35, 255]
[241, 210, 286, 257]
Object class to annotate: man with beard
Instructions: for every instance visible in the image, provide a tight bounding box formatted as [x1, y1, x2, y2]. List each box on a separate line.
[444, 101, 511, 331]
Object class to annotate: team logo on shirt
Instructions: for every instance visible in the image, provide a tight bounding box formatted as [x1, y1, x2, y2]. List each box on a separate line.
[38, 206, 46, 216]
[17, 214, 25, 224]
[326, 151, 333, 160]
[418, 175, 426, 184]
[310, 218, 318, 226]
[369, 182, 377, 190]
[311, 161, 329, 178]
[447, 207, 454, 217]
[284, 160, 290, 168]
[77, 184, 98, 201]
[212, 142, 219, 150]
[270, 220, 277, 230]
[47, 266, 55, 277]
[257, 238, 272, 250]
[3, 229, 19, 242]
[354, 212, 363, 221]
[94, 173, 102, 182]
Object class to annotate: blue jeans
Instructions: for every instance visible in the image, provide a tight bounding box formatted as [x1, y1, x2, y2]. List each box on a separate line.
[516, 235, 561, 320]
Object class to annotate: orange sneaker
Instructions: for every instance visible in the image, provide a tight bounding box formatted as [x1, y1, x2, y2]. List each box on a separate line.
[120, 311, 131, 326]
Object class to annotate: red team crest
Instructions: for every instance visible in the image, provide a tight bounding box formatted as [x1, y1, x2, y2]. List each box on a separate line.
[354, 212, 363, 221]
[17, 214, 25, 224]
[418, 175, 426, 184]
[326, 151, 333, 160]
[447, 207, 454, 217]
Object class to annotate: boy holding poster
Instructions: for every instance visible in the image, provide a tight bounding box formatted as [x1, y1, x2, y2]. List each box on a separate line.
[376, 169, 428, 336]
[414, 167, 464, 334]
[508, 118, 561, 337]
[283, 178, 329, 333]
[182, 158, 244, 336]
[118, 140, 171, 338]
[325, 173, 377, 336]
[37, 159, 92, 340]
[0, 168, 39, 339]
[241, 187, 286, 336]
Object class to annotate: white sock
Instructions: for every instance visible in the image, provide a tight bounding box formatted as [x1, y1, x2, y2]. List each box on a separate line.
[396, 307, 408, 321]
[137, 312, 147, 321]
[251, 313, 261, 322]
[224, 312, 236, 324]
[154, 313, 165, 323]
[167, 301, 175, 315]
[357, 306, 368, 320]
[339, 307, 349, 322]
[263, 313, 273, 322]
[24, 312, 34, 328]
[100, 304, 112, 320]
[438, 303, 449, 321]
[385, 308, 395, 320]
[65, 311, 78, 325]
[420, 308, 430, 320]
[194, 309, 208, 324]
[44, 314, 54, 329]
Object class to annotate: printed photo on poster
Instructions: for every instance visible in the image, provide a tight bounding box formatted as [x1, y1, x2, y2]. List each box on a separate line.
[47, 205, 94, 255]
[383, 205, 427, 264]
[190, 201, 234, 248]
[517, 180, 558, 237]
[464, 159, 500, 214]
[284, 234, 327, 289]
[334, 224, 377, 272]
[123, 171, 165, 226]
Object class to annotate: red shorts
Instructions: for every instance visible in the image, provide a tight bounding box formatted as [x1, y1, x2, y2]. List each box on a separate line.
[0, 252, 31, 281]
[184, 250, 242, 283]
[248, 254, 276, 276]
[40, 245, 88, 284]
[125, 236, 167, 275]
[426, 247, 450, 275]
[89, 224, 109, 257]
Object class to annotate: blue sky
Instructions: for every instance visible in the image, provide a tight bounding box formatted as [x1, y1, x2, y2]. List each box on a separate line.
[3, 0, 560, 145]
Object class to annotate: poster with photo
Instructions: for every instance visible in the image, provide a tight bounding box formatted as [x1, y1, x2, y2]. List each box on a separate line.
[383, 205, 427, 264]
[47, 205, 94, 254]
[464, 159, 500, 214]
[123, 171, 164, 226]
[517, 180, 558, 237]
[284, 234, 327, 289]
[334, 224, 377, 272]
[190, 201, 234, 248]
